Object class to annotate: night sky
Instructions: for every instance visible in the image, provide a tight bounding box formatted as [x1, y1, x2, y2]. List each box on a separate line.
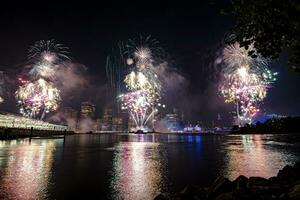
[0, 1, 300, 124]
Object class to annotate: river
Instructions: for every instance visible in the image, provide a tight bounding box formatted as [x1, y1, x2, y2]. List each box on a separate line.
[0, 133, 299, 199]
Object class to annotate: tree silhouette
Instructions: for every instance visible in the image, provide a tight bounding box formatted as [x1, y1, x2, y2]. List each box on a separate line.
[226, 0, 300, 72]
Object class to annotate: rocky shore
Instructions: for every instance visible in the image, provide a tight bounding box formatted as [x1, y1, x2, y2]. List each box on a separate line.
[155, 163, 300, 200]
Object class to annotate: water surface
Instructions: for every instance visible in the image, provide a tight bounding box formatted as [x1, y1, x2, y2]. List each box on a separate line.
[0, 133, 299, 199]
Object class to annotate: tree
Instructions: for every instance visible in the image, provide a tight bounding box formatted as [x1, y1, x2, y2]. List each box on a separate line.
[226, 0, 300, 72]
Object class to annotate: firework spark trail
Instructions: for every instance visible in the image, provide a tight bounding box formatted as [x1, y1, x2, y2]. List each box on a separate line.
[28, 39, 70, 79]
[15, 78, 60, 119]
[219, 42, 277, 125]
[16, 40, 68, 119]
[117, 37, 164, 130]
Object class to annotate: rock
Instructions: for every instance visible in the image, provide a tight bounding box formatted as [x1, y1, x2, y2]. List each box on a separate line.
[154, 193, 169, 200]
[232, 188, 261, 200]
[215, 192, 233, 200]
[247, 177, 289, 198]
[268, 176, 278, 183]
[247, 177, 270, 188]
[294, 162, 300, 171]
[288, 184, 300, 200]
[232, 175, 248, 189]
[207, 176, 232, 199]
[277, 165, 298, 185]
[176, 184, 207, 200]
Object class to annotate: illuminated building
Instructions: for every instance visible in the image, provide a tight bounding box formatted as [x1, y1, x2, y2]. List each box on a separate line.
[112, 117, 123, 131]
[62, 107, 78, 131]
[95, 118, 102, 132]
[80, 102, 95, 119]
[164, 108, 180, 132]
[128, 116, 136, 132]
[102, 108, 113, 131]
[63, 107, 78, 119]
[214, 113, 223, 128]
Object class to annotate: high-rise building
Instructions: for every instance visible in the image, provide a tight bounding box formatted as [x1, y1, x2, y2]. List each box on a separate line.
[0, 71, 5, 103]
[63, 107, 78, 119]
[102, 108, 112, 131]
[120, 109, 129, 132]
[128, 116, 136, 132]
[62, 107, 78, 131]
[112, 117, 123, 131]
[164, 108, 180, 132]
[214, 113, 223, 128]
[95, 118, 102, 132]
[80, 102, 95, 119]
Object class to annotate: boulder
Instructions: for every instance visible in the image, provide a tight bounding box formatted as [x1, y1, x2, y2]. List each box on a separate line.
[232, 175, 248, 189]
[294, 162, 300, 171]
[247, 177, 289, 198]
[154, 193, 170, 200]
[277, 165, 298, 185]
[207, 176, 232, 199]
[176, 184, 207, 200]
[232, 188, 260, 200]
[288, 184, 300, 200]
[268, 176, 277, 183]
[215, 192, 233, 200]
[247, 177, 270, 187]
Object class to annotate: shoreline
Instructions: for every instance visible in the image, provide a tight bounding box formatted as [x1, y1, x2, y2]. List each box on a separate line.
[0, 127, 74, 140]
[155, 163, 300, 200]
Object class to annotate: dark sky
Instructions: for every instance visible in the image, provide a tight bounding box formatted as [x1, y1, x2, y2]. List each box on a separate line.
[0, 1, 299, 123]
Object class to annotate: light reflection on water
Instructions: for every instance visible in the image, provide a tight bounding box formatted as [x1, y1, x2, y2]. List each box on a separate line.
[222, 134, 298, 180]
[110, 142, 168, 200]
[0, 140, 59, 200]
[0, 134, 299, 200]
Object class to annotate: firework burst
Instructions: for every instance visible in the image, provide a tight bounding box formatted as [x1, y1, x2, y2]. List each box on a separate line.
[28, 39, 70, 79]
[117, 36, 164, 130]
[15, 78, 60, 119]
[219, 42, 277, 125]
[16, 40, 69, 119]
[28, 39, 70, 63]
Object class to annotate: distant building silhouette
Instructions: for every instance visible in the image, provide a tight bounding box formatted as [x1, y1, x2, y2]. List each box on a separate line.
[80, 102, 95, 119]
[62, 107, 78, 131]
[112, 117, 123, 131]
[128, 116, 136, 132]
[102, 108, 113, 131]
[164, 108, 180, 132]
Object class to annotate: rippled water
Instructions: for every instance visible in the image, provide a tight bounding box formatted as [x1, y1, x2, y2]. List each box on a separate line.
[0, 134, 299, 200]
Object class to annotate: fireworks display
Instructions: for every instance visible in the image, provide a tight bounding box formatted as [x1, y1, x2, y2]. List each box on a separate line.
[15, 40, 69, 119]
[27, 39, 70, 79]
[219, 42, 277, 125]
[16, 78, 60, 119]
[116, 37, 163, 130]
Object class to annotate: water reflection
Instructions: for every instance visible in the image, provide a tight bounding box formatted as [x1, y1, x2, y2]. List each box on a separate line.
[0, 134, 298, 199]
[110, 142, 168, 200]
[0, 139, 58, 200]
[223, 135, 297, 180]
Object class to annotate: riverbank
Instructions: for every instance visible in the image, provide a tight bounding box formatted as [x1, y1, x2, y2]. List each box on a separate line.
[0, 127, 74, 140]
[155, 163, 300, 200]
[232, 116, 300, 135]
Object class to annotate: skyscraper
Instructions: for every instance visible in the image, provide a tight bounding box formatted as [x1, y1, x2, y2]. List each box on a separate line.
[62, 107, 78, 131]
[102, 108, 113, 131]
[80, 102, 95, 119]
[164, 108, 180, 132]
[112, 117, 123, 131]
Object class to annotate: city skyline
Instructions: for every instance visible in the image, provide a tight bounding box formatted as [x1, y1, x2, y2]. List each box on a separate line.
[0, 1, 300, 124]
[0, 1, 299, 200]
